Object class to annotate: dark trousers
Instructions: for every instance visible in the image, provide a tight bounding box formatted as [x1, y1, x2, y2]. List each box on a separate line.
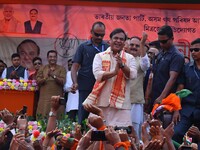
[78, 90, 90, 125]
[173, 111, 200, 144]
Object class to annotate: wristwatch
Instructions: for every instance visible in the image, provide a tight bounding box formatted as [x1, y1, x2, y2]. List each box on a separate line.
[49, 111, 56, 117]
[119, 63, 125, 69]
[53, 75, 57, 79]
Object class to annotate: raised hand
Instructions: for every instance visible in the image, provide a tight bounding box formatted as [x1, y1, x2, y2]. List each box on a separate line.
[0, 108, 14, 125]
[83, 103, 103, 118]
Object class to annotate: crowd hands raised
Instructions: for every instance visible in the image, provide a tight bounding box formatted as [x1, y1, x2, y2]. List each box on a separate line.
[0, 96, 199, 150]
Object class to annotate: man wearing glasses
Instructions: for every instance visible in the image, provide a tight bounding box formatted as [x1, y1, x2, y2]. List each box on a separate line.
[71, 21, 109, 124]
[150, 25, 184, 112]
[173, 38, 200, 144]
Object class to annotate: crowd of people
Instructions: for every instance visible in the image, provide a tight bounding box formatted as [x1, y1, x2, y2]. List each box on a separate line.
[0, 21, 200, 150]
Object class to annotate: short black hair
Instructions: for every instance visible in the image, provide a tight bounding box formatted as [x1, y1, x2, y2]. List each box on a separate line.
[191, 38, 200, 45]
[91, 21, 105, 31]
[17, 39, 40, 55]
[109, 28, 127, 41]
[158, 25, 173, 38]
[47, 50, 57, 57]
[30, 8, 38, 14]
[11, 53, 20, 59]
[32, 57, 42, 64]
[0, 59, 7, 67]
[149, 40, 161, 50]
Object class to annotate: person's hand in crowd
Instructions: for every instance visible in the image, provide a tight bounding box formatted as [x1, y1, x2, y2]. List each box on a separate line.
[105, 126, 121, 146]
[72, 123, 82, 140]
[46, 128, 61, 139]
[51, 95, 60, 112]
[149, 125, 163, 141]
[43, 128, 61, 148]
[33, 140, 43, 150]
[142, 122, 165, 150]
[187, 126, 200, 142]
[130, 137, 139, 150]
[0, 127, 10, 144]
[143, 139, 165, 150]
[162, 122, 174, 141]
[142, 121, 150, 146]
[0, 108, 14, 125]
[9, 133, 25, 150]
[83, 103, 103, 118]
[172, 110, 181, 125]
[128, 126, 139, 145]
[18, 141, 34, 150]
[149, 119, 162, 128]
[141, 31, 148, 44]
[178, 144, 193, 150]
[17, 114, 27, 135]
[88, 114, 104, 129]
[117, 129, 129, 142]
[76, 129, 93, 150]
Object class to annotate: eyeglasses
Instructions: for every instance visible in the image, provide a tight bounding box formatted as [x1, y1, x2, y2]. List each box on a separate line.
[189, 48, 200, 52]
[93, 31, 105, 37]
[34, 62, 41, 66]
[159, 38, 170, 44]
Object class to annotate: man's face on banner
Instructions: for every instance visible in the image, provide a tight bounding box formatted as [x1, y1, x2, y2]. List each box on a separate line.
[30, 9, 38, 21]
[18, 42, 39, 71]
[3, 6, 14, 20]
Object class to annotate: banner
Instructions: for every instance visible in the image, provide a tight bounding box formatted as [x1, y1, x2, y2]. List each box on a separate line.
[1, 4, 199, 71]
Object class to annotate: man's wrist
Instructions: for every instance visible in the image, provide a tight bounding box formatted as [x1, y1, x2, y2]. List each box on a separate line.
[119, 63, 125, 69]
[49, 111, 57, 117]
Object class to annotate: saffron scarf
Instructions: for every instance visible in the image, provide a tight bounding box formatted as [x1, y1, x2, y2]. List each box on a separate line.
[84, 47, 127, 108]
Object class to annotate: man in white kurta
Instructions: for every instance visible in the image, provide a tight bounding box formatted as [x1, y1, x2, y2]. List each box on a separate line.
[83, 28, 137, 126]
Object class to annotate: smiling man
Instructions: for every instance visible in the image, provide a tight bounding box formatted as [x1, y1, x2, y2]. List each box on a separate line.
[83, 28, 137, 126]
[150, 25, 184, 112]
[36, 50, 66, 118]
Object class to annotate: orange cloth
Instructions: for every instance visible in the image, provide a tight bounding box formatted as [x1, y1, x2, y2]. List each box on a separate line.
[151, 93, 182, 115]
[114, 142, 129, 150]
[71, 140, 78, 150]
[98, 125, 106, 130]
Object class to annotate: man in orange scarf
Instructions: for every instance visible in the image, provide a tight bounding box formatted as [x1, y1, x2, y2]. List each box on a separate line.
[83, 28, 137, 126]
